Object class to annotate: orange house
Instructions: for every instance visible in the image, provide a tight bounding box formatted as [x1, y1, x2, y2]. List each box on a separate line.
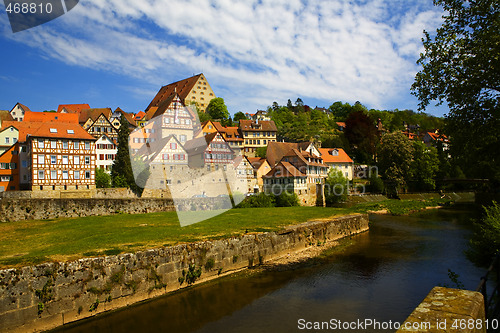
[0, 143, 19, 192]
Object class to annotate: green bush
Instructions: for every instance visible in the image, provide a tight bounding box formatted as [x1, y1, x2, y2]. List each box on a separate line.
[467, 202, 500, 266]
[275, 192, 299, 207]
[237, 193, 275, 208]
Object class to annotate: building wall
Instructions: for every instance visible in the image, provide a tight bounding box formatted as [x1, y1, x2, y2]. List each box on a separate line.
[95, 136, 117, 172]
[327, 163, 354, 180]
[0, 127, 19, 155]
[10, 105, 25, 121]
[30, 138, 96, 191]
[184, 74, 216, 113]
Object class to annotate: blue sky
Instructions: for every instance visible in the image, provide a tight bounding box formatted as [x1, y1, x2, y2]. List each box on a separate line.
[0, 0, 449, 117]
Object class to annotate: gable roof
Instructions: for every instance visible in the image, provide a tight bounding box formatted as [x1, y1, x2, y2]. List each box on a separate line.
[145, 74, 203, 112]
[24, 111, 79, 123]
[57, 104, 90, 113]
[266, 141, 317, 166]
[0, 110, 14, 123]
[79, 108, 113, 124]
[12, 103, 32, 113]
[239, 119, 277, 132]
[318, 148, 353, 164]
[2, 121, 95, 142]
[112, 108, 137, 127]
[263, 161, 306, 178]
[184, 132, 218, 154]
[135, 111, 146, 121]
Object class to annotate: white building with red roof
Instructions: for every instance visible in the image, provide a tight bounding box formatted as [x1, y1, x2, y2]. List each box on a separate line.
[318, 148, 354, 180]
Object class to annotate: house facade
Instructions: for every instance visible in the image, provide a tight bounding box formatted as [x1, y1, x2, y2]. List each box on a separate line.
[239, 120, 277, 156]
[29, 124, 97, 191]
[10, 103, 31, 121]
[95, 135, 117, 172]
[318, 148, 354, 180]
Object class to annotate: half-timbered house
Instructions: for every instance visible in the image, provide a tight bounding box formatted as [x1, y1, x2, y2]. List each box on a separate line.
[28, 123, 97, 191]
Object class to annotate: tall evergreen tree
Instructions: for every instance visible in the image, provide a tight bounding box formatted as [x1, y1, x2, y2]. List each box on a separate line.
[111, 115, 137, 191]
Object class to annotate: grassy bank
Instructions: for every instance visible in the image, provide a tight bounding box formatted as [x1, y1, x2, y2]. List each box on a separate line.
[0, 198, 450, 269]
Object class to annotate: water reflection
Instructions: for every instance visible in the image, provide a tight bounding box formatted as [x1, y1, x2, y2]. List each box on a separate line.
[50, 206, 481, 333]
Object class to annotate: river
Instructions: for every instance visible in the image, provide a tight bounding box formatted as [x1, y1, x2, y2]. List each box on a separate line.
[50, 205, 483, 333]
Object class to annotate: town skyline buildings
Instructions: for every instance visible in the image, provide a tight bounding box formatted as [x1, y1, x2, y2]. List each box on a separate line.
[0, 0, 450, 117]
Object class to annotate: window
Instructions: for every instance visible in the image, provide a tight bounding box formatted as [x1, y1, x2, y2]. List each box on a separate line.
[180, 135, 187, 142]
[85, 141, 90, 150]
[1, 176, 13, 181]
[74, 170, 80, 179]
[62, 171, 68, 179]
[74, 141, 80, 150]
[51, 155, 56, 164]
[50, 128, 57, 133]
[51, 170, 57, 180]
[170, 143, 177, 150]
[50, 140, 56, 149]
[38, 170, 45, 179]
[74, 156, 80, 165]
[207, 165, 211, 171]
[13, 138, 17, 143]
[63, 141, 68, 149]
[85, 156, 90, 165]
[85, 171, 91, 179]
[22, 160, 27, 168]
[5, 137, 9, 144]
[38, 140, 44, 149]
[62, 156, 68, 164]
[162, 154, 169, 160]
[38, 154, 45, 164]
[67, 129, 74, 134]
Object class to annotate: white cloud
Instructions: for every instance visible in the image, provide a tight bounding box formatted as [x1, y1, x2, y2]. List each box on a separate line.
[2, 0, 444, 112]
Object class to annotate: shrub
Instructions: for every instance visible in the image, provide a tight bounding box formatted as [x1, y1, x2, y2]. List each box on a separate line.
[275, 192, 299, 207]
[237, 193, 275, 208]
[467, 202, 500, 266]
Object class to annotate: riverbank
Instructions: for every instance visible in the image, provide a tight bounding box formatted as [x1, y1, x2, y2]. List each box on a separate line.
[0, 214, 369, 333]
[0, 198, 459, 269]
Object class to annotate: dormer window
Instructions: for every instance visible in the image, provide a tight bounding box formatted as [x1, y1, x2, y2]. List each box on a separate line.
[67, 129, 74, 134]
[331, 149, 339, 156]
[50, 128, 57, 133]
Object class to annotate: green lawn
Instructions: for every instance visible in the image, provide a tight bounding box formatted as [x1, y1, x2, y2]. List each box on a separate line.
[0, 199, 450, 269]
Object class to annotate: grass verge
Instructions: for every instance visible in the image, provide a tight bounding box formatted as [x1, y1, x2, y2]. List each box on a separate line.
[0, 198, 450, 269]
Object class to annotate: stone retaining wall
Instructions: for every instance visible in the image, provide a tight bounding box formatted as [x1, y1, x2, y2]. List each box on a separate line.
[0, 214, 369, 333]
[397, 286, 485, 333]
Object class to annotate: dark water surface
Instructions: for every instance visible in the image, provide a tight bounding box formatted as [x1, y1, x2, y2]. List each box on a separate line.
[51, 206, 483, 333]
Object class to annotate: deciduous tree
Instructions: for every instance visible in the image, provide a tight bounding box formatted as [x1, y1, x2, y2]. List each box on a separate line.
[411, 0, 500, 182]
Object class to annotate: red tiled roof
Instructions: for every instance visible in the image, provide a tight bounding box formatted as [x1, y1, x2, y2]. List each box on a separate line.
[24, 111, 79, 123]
[57, 104, 90, 113]
[239, 119, 277, 132]
[318, 148, 353, 164]
[135, 111, 146, 121]
[336, 122, 346, 127]
[145, 74, 203, 112]
[2, 121, 95, 142]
